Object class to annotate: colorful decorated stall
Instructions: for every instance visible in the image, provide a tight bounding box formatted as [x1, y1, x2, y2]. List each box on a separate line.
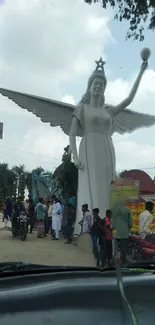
[110, 178, 155, 232]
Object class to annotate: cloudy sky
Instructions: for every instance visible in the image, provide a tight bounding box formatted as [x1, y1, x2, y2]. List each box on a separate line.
[0, 0, 155, 177]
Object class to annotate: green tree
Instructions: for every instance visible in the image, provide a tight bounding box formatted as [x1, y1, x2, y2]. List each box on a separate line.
[119, 169, 128, 178]
[11, 165, 26, 200]
[85, 0, 155, 41]
[54, 146, 78, 197]
[32, 167, 44, 176]
[0, 163, 16, 205]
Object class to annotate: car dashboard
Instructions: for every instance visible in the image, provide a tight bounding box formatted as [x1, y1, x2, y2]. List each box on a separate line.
[0, 268, 154, 325]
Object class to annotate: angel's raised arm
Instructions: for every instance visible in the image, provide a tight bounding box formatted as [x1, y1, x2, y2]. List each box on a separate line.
[113, 61, 148, 116]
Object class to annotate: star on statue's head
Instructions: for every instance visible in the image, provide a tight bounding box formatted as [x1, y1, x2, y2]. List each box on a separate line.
[95, 57, 106, 71]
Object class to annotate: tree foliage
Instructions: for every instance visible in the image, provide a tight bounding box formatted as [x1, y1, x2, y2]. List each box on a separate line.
[54, 146, 78, 197]
[119, 169, 128, 178]
[0, 164, 47, 206]
[0, 145, 78, 205]
[0, 163, 16, 203]
[84, 0, 155, 41]
[12, 165, 25, 200]
[32, 167, 44, 176]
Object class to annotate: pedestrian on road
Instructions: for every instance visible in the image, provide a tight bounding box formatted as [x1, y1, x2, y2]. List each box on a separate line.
[75, 204, 92, 253]
[52, 197, 62, 240]
[28, 199, 35, 234]
[111, 200, 133, 266]
[64, 204, 74, 244]
[35, 198, 46, 238]
[104, 209, 113, 266]
[90, 208, 101, 261]
[97, 219, 106, 267]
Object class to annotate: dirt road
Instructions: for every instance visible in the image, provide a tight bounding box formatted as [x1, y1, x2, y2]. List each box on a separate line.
[0, 223, 95, 267]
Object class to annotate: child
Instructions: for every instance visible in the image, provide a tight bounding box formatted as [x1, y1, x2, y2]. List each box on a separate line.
[104, 209, 113, 266]
[97, 219, 106, 267]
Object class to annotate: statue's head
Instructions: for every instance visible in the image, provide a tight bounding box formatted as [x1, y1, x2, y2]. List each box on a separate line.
[80, 57, 107, 107]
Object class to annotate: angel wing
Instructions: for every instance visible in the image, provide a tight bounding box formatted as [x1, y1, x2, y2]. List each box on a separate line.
[112, 109, 155, 135]
[0, 88, 83, 137]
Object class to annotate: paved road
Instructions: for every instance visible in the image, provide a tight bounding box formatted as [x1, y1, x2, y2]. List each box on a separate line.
[0, 221, 95, 267]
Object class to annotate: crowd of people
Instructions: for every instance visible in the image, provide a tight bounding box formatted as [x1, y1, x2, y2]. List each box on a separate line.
[2, 195, 155, 268]
[1, 195, 76, 243]
[79, 200, 155, 267]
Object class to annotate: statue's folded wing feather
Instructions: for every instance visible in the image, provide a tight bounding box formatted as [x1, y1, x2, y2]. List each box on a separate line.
[112, 109, 155, 135]
[0, 88, 83, 136]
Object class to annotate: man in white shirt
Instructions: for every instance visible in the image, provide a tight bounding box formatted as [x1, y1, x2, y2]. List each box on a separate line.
[52, 197, 62, 240]
[81, 204, 92, 234]
[74, 204, 94, 259]
[139, 201, 155, 240]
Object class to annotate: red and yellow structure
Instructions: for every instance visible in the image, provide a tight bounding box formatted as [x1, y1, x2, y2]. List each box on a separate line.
[110, 178, 155, 232]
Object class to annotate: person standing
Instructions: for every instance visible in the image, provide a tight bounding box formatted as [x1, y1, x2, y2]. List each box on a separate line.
[104, 209, 113, 266]
[111, 200, 133, 266]
[80, 204, 92, 234]
[90, 208, 101, 260]
[28, 199, 35, 234]
[47, 200, 52, 234]
[3, 201, 8, 229]
[139, 201, 155, 240]
[76, 204, 92, 254]
[97, 219, 106, 267]
[51, 195, 56, 238]
[6, 197, 13, 221]
[35, 198, 46, 238]
[43, 201, 48, 236]
[52, 197, 62, 240]
[64, 204, 74, 244]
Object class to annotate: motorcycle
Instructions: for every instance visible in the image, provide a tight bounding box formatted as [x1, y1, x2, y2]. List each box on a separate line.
[12, 211, 28, 241]
[127, 233, 155, 262]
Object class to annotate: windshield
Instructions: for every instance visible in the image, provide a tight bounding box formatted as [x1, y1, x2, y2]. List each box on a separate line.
[0, 0, 154, 270]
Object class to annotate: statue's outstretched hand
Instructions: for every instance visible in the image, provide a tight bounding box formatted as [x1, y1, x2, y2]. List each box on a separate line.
[74, 158, 84, 170]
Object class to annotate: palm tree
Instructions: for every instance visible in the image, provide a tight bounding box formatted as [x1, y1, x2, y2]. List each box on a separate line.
[11, 165, 26, 200]
[25, 172, 32, 199]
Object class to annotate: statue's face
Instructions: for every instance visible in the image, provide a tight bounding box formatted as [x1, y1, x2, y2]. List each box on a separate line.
[90, 77, 105, 97]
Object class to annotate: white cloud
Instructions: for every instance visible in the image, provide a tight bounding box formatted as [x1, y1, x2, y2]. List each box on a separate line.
[114, 139, 155, 179]
[0, 0, 112, 95]
[0, 0, 155, 179]
[61, 95, 76, 105]
[0, 0, 112, 171]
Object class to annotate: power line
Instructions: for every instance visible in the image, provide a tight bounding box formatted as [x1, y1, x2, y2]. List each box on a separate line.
[0, 143, 60, 161]
[118, 166, 155, 172]
[0, 143, 155, 173]
[0, 151, 58, 165]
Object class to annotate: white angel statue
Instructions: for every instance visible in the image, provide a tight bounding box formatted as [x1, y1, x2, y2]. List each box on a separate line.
[0, 49, 155, 236]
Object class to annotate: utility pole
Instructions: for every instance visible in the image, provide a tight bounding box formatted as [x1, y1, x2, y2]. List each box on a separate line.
[0, 122, 3, 139]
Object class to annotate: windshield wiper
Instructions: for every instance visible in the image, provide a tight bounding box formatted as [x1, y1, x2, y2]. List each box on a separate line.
[0, 262, 51, 273]
[0, 262, 99, 273]
[2, 261, 154, 274]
